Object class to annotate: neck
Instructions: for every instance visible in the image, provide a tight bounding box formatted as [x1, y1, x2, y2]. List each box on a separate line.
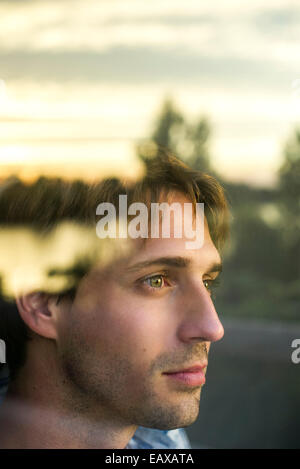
[0, 341, 136, 449]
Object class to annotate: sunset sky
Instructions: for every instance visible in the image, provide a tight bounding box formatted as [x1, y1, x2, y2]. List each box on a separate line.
[0, 0, 300, 186]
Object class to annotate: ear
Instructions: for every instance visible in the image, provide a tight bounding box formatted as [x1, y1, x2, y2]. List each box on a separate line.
[16, 292, 60, 340]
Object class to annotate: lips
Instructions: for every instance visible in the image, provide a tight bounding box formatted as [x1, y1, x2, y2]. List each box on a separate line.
[163, 364, 207, 387]
[166, 365, 207, 373]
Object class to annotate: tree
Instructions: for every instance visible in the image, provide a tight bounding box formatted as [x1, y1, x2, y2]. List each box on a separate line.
[137, 98, 212, 173]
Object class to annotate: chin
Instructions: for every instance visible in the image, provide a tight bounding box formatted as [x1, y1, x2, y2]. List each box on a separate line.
[164, 411, 199, 430]
[136, 403, 200, 431]
[148, 414, 198, 431]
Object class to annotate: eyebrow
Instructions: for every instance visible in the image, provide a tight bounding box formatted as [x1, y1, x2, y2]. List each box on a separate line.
[126, 256, 223, 274]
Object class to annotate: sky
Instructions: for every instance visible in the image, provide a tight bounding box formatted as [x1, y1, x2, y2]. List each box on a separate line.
[0, 0, 300, 186]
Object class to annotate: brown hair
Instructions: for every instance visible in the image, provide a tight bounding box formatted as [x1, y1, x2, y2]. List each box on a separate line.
[129, 148, 229, 252]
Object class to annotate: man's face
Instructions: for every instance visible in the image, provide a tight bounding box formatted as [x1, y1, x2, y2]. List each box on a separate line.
[55, 193, 224, 430]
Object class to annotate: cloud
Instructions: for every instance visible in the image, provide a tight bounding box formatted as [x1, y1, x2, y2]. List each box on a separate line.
[0, 0, 299, 56]
[255, 7, 300, 30]
[0, 47, 297, 94]
[0, 0, 299, 187]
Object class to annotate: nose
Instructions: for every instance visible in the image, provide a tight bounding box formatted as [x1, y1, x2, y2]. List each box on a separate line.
[176, 281, 224, 344]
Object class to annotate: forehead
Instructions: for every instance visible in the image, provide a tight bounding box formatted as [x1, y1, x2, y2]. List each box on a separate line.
[127, 191, 221, 273]
[88, 191, 221, 281]
[130, 222, 220, 273]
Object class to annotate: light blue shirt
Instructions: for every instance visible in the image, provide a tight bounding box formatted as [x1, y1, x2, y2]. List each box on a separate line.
[0, 368, 190, 449]
[127, 426, 191, 449]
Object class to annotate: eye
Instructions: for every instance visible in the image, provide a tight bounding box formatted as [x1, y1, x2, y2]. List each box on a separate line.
[203, 277, 220, 295]
[145, 274, 166, 290]
[134, 269, 174, 295]
[138, 272, 173, 294]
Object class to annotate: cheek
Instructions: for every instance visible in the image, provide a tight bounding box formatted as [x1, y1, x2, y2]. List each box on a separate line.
[70, 290, 174, 374]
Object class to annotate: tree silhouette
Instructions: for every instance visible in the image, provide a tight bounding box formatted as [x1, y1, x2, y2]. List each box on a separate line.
[137, 98, 212, 173]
